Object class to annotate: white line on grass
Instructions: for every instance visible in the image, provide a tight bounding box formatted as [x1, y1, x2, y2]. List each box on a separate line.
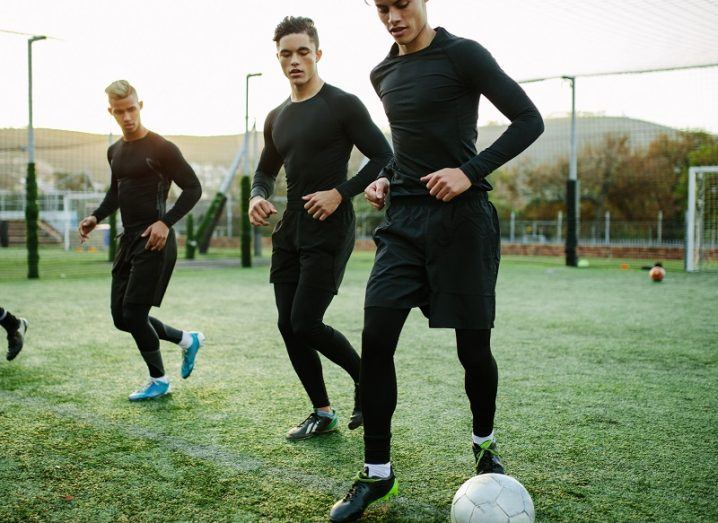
[1, 390, 445, 521]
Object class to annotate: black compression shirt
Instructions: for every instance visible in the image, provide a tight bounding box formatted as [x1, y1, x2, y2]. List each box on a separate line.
[92, 131, 202, 230]
[370, 27, 544, 197]
[251, 83, 393, 204]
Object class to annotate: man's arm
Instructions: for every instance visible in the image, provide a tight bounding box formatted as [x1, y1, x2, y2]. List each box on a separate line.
[449, 39, 544, 184]
[251, 110, 283, 201]
[80, 150, 118, 242]
[91, 150, 119, 223]
[158, 141, 202, 228]
[249, 111, 281, 226]
[334, 94, 393, 200]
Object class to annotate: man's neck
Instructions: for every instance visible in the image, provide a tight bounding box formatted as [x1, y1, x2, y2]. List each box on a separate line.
[398, 24, 436, 56]
[290, 76, 324, 102]
[122, 126, 149, 142]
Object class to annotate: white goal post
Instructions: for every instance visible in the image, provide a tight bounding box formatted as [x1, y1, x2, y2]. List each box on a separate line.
[686, 166, 718, 272]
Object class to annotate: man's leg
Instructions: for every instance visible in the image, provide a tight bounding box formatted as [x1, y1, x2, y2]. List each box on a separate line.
[148, 316, 205, 379]
[290, 284, 363, 429]
[121, 302, 171, 401]
[1, 307, 28, 361]
[329, 306, 409, 522]
[275, 283, 338, 439]
[456, 328, 504, 474]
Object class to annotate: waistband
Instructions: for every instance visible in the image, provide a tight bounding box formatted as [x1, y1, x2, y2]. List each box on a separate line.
[390, 190, 488, 206]
[285, 200, 352, 212]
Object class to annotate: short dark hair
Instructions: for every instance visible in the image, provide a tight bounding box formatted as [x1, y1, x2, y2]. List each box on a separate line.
[273, 16, 319, 49]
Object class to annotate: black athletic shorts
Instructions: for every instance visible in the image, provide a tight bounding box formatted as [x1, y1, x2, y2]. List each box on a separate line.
[270, 200, 355, 294]
[111, 226, 177, 308]
[365, 191, 500, 329]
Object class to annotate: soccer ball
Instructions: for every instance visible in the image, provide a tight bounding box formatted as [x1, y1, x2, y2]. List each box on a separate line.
[649, 265, 665, 282]
[451, 474, 535, 523]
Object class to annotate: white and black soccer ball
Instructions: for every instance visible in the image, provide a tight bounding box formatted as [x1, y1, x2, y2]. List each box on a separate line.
[451, 473, 535, 523]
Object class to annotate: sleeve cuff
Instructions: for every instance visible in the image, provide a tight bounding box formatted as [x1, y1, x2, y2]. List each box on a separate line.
[459, 163, 482, 185]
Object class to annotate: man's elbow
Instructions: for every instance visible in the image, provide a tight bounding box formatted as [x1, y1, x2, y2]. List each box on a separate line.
[527, 108, 544, 139]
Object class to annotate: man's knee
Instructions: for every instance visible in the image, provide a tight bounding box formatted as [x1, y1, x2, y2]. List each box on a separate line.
[122, 304, 149, 331]
[112, 307, 128, 331]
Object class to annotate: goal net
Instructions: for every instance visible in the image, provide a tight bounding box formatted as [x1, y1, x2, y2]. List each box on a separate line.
[686, 166, 718, 272]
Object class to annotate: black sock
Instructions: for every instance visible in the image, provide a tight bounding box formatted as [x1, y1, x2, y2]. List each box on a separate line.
[139, 349, 165, 378]
[149, 317, 183, 344]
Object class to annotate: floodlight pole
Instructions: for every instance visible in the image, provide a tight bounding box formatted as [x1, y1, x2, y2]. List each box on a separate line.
[26, 35, 47, 279]
[563, 76, 579, 267]
[242, 72, 262, 267]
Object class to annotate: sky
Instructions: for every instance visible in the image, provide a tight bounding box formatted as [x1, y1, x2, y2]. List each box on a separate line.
[1, 0, 717, 136]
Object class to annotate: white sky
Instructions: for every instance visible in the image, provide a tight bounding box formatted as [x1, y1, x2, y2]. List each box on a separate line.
[1, 0, 717, 135]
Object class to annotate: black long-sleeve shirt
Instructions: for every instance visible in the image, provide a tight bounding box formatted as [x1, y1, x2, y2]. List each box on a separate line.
[251, 83, 393, 203]
[92, 131, 202, 230]
[370, 27, 544, 197]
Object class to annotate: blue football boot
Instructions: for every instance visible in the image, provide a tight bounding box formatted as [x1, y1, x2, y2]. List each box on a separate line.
[128, 378, 171, 401]
[181, 331, 205, 379]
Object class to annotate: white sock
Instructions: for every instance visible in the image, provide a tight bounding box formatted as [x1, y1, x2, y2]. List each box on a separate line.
[472, 431, 495, 446]
[178, 331, 193, 349]
[316, 409, 335, 419]
[365, 462, 392, 479]
[153, 375, 169, 384]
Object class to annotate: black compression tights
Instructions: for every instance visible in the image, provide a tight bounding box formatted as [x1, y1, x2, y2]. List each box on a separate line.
[274, 283, 361, 409]
[111, 302, 183, 378]
[362, 307, 498, 464]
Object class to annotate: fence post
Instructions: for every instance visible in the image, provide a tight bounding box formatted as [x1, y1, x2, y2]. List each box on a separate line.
[510, 211, 515, 243]
[226, 193, 233, 238]
[657, 210, 663, 245]
[605, 211, 610, 244]
[557, 211, 562, 243]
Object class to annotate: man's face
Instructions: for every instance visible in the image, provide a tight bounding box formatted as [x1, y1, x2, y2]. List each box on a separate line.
[374, 0, 428, 46]
[276, 32, 322, 87]
[108, 94, 143, 135]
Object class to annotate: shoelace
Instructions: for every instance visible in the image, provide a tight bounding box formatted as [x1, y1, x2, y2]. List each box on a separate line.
[134, 380, 155, 393]
[343, 475, 371, 501]
[296, 413, 320, 428]
[475, 443, 499, 464]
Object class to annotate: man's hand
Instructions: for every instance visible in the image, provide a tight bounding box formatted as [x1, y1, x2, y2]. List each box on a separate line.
[364, 177, 390, 210]
[78, 215, 98, 244]
[142, 220, 170, 251]
[302, 189, 342, 221]
[249, 196, 278, 227]
[420, 168, 472, 202]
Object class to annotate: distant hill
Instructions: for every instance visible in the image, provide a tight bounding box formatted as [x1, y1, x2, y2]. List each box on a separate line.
[0, 116, 687, 194]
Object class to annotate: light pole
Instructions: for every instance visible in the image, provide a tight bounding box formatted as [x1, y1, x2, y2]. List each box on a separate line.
[245, 72, 262, 138]
[26, 34, 46, 279]
[563, 75, 578, 267]
[242, 72, 262, 267]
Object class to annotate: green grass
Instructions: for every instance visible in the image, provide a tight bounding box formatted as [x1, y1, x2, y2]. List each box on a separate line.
[1, 252, 716, 522]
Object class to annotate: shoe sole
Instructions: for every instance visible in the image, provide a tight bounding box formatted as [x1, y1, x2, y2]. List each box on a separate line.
[286, 426, 338, 441]
[6, 319, 28, 361]
[329, 479, 398, 523]
[128, 390, 171, 402]
[347, 415, 363, 430]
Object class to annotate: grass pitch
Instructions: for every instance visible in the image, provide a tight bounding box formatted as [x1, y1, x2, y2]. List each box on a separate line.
[0, 251, 716, 522]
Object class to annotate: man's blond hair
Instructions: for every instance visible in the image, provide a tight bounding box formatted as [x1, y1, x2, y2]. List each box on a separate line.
[105, 80, 138, 101]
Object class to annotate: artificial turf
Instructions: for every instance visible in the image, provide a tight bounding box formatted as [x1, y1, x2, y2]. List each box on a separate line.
[1, 251, 716, 521]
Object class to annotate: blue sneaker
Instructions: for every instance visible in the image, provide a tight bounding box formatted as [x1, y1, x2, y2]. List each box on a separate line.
[128, 378, 171, 401]
[181, 331, 205, 379]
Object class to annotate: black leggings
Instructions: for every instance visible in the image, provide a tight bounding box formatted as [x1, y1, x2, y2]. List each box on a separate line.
[362, 307, 498, 464]
[274, 283, 361, 409]
[111, 302, 183, 378]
